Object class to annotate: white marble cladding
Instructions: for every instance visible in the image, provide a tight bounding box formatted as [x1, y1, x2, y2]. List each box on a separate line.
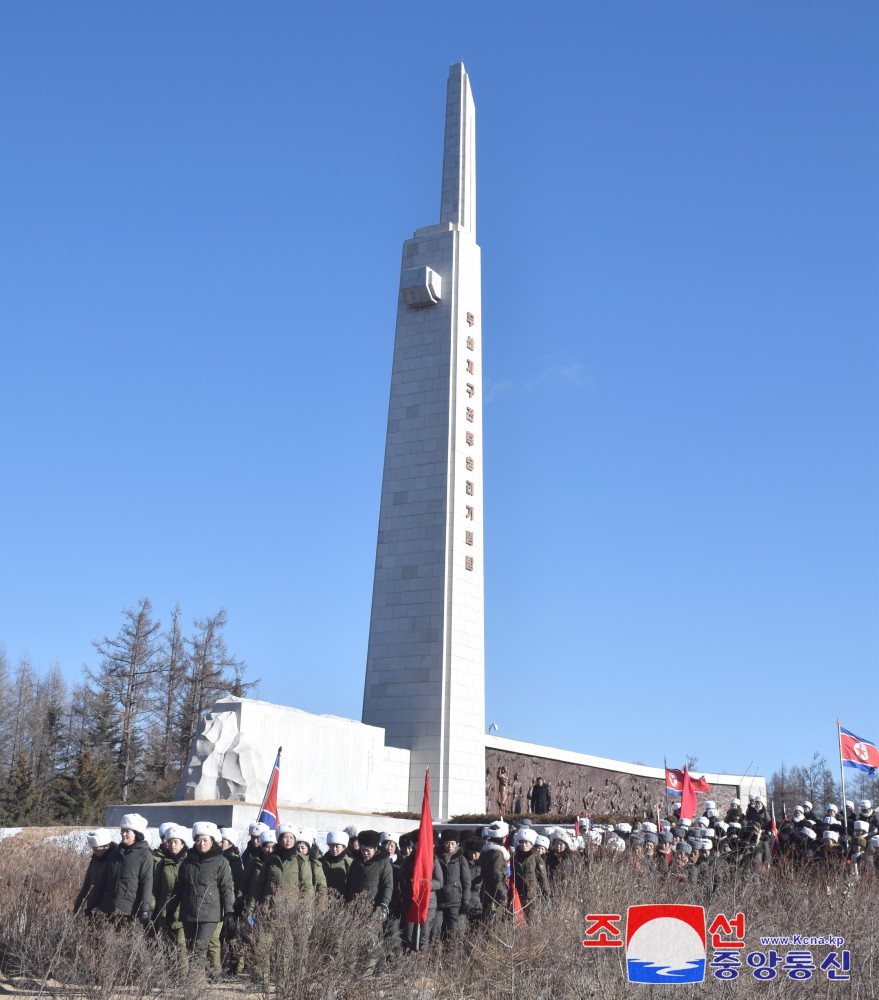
[363, 64, 485, 819]
[484, 734, 768, 803]
[177, 697, 410, 814]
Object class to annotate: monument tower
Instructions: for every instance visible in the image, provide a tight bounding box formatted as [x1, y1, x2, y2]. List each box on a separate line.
[362, 63, 485, 818]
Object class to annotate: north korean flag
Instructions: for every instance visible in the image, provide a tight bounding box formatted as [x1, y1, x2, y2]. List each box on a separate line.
[666, 768, 684, 796]
[840, 727, 879, 775]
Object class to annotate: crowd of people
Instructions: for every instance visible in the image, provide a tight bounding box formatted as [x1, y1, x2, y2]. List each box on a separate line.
[72, 793, 879, 978]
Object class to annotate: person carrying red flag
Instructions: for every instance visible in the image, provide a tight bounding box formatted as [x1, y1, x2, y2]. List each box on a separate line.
[401, 770, 442, 950]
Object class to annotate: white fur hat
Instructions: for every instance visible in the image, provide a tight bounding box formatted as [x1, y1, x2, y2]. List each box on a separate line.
[854, 820, 869, 834]
[860, 800, 872, 811]
[615, 823, 632, 835]
[801, 827, 817, 841]
[259, 829, 278, 846]
[120, 813, 148, 835]
[277, 822, 297, 836]
[248, 821, 268, 837]
[704, 801, 717, 811]
[587, 830, 603, 846]
[803, 801, 812, 811]
[165, 824, 189, 843]
[700, 839, 713, 852]
[220, 827, 237, 844]
[550, 830, 573, 849]
[730, 798, 741, 806]
[680, 818, 692, 827]
[192, 821, 220, 842]
[158, 822, 175, 840]
[87, 829, 114, 849]
[379, 831, 395, 845]
[326, 830, 349, 847]
[697, 816, 709, 827]
[823, 830, 839, 843]
[728, 822, 742, 830]
[714, 821, 728, 833]
[605, 835, 625, 853]
[703, 827, 716, 839]
[482, 820, 509, 840]
[535, 835, 550, 849]
[826, 803, 838, 814]
[344, 825, 360, 838]
[641, 822, 657, 834]
[518, 828, 537, 845]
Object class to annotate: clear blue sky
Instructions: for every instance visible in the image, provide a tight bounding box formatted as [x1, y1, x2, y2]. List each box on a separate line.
[1, 3, 876, 785]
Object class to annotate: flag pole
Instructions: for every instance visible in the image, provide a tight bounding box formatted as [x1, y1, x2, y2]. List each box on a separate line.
[663, 756, 670, 822]
[836, 720, 849, 842]
[257, 746, 282, 822]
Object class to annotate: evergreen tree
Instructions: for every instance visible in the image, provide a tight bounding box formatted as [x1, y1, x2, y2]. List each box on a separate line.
[89, 598, 161, 802]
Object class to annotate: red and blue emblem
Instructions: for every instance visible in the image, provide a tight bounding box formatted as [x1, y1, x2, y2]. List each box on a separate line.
[626, 905, 706, 983]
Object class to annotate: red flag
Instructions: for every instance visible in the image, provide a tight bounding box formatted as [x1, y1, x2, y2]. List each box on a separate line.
[689, 773, 711, 793]
[406, 769, 434, 926]
[574, 816, 581, 838]
[680, 766, 698, 820]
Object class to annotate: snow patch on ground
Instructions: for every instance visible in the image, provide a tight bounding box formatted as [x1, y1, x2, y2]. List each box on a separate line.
[0, 827, 24, 841]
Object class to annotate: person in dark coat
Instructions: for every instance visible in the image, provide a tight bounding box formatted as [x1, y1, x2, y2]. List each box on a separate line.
[171, 821, 235, 973]
[74, 828, 116, 917]
[479, 821, 510, 919]
[513, 829, 540, 914]
[345, 830, 392, 911]
[95, 813, 154, 925]
[151, 823, 188, 952]
[322, 831, 354, 896]
[464, 837, 484, 920]
[434, 829, 471, 939]
[398, 836, 442, 951]
[529, 778, 552, 814]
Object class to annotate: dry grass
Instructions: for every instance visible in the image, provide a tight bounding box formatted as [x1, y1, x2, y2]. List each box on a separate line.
[0, 839, 876, 998]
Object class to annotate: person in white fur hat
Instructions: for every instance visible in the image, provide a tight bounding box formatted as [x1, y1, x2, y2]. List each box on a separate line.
[73, 829, 116, 917]
[169, 821, 234, 973]
[254, 822, 314, 910]
[480, 820, 510, 919]
[151, 824, 189, 954]
[321, 830, 353, 897]
[94, 813, 153, 925]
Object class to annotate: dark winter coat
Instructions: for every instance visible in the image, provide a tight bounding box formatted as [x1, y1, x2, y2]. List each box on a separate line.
[96, 837, 154, 917]
[172, 843, 235, 923]
[436, 849, 471, 912]
[479, 844, 509, 916]
[466, 858, 483, 918]
[257, 846, 314, 904]
[530, 782, 552, 814]
[345, 853, 393, 910]
[223, 846, 244, 897]
[74, 849, 115, 916]
[321, 851, 353, 896]
[241, 849, 268, 911]
[152, 845, 188, 929]
[514, 848, 540, 907]
[398, 852, 442, 928]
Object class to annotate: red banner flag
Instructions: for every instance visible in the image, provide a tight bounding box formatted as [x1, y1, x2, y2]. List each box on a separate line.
[689, 773, 711, 793]
[680, 766, 698, 820]
[406, 769, 434, 926]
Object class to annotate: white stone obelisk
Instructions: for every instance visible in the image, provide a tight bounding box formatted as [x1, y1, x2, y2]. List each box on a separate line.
[362, 63, 485, 818]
